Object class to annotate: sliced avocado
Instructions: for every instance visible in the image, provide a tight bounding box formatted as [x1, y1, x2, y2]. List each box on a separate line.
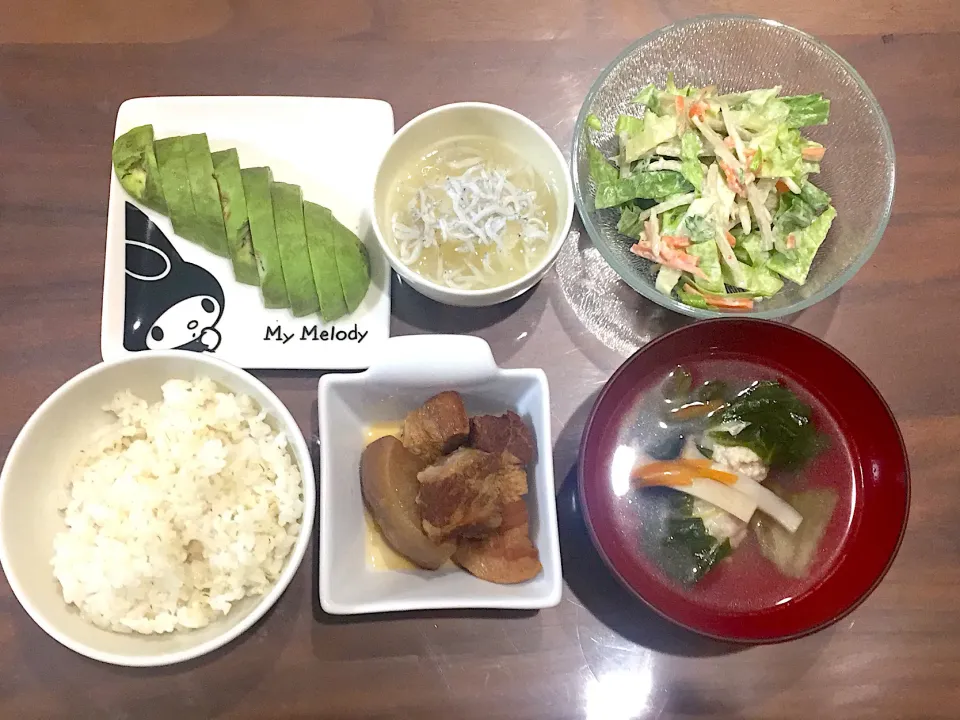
[329, 215, 371, 313]
[211, 149, 258, 285]
[241, 167, 289, 308]
[271, 182, 320, 317]
[181, 133, 229, 257]
[112, 125, 167, 213]
[302, 202, 348, 322]
[154, 136, 203, 243]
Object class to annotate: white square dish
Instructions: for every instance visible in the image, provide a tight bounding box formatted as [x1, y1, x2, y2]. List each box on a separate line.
[101, 96, 394, 369]
[318, 335, 562, 614]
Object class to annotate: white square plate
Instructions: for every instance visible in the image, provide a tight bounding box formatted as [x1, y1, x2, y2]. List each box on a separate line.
[101, 96, 394, 369]
[318, 335, 563, 614]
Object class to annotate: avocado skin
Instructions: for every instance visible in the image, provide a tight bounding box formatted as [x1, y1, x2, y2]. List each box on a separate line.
[112, 124, 167, 214]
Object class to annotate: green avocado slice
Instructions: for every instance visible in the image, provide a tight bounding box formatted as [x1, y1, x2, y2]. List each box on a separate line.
[329, 215, 371, 314]
[154, 136, 202, 243]
[181, 133, 229, 257]
[241, 167, 289, 309]
[302, 202, 348, 322]
[112, 124, 167, 213]
[211, 148, 258, 285]
[271, 182, 320, 317]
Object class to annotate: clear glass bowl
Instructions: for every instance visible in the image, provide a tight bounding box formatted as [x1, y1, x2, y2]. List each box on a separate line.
[571, 15, 895, 319]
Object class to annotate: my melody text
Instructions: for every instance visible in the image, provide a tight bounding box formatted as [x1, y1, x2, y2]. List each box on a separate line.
[264, 324, 369, 344]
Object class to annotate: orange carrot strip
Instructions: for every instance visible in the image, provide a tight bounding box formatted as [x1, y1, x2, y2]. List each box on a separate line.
[776, 180, 791, 194]
[684, 283, 754, 310]
[706, 296, 754, 310]
[719, 160, 746, 196]
[634, 461, 684, 477]
[631, 462, 695, 487]
[665, 253, 707, 279]
[662, 246, 700, 265]
[630, 243, 656, 261]
[632, 459, 738, 486]
[678, 459, 738, 484]
[802, 145, 825, 161]
[725, 231, 737, 247]
[688, 101, 708, 121]
[633, 243, 707, 279]
[633, 472, 694, 488]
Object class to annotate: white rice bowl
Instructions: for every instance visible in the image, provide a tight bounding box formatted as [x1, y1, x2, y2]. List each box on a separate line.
[51, 377, 304, 635]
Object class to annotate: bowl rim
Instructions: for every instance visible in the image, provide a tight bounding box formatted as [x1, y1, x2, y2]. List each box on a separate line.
[577, 318, 911, 643]
[0, 350, 317, 667]
[371, 101, 575, 301]
[570, 13, 897, 319]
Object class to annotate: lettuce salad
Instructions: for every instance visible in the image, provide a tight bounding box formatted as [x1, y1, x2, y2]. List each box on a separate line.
[585, 76, 834, 311]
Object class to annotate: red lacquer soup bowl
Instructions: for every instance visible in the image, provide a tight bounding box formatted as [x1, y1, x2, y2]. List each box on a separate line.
[578, 319, 910, 642]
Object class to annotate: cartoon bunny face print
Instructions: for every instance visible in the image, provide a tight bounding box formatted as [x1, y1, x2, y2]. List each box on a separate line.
[123, 202, 226, 353]
[143, 295, 222, 350]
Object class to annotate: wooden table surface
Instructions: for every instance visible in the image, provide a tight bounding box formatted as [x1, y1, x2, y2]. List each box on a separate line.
[1, 1, 957, 718]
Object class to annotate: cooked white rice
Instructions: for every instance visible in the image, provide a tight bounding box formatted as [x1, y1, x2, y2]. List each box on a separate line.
[51, 377, 304, 635]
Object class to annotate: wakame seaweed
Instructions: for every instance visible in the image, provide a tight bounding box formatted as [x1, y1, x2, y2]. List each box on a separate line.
[655, 495, 732, 585]
[709, 380, 824, 469]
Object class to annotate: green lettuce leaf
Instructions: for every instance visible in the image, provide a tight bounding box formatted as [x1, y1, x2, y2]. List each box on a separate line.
[655, 266, 683, 295]
[661, 204, 689, 235]
[665, 72, 696, 98]
[782, 94, 831, 128]
[799, 180, 831, 214]
[595, 171, 693, 209]
[585, 113, 603, 131]
[679, 131, 705, 191]
[712, 224, 749, 288]
[736, 230, 772, 267]
[732, 241, 752, 266]
[774, 192, 818, 234]
[767, 205, 837, 285]
[734, 263, 784, 296]
[677, 284, 709, 310]
[686, 240, 724, 293]
[587, 142, 619, 185]
[631, 84, 660, 112]
[752, 125, 804, 178]
[682, 213, 716, 244]
[772, 192, 820, 254]
[729, 90, 789, 133]
[617, 205, 644, 237]
[619, 110, 677, 163]
[728, 87, 781, 107]
[615, 113, 644, 136]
